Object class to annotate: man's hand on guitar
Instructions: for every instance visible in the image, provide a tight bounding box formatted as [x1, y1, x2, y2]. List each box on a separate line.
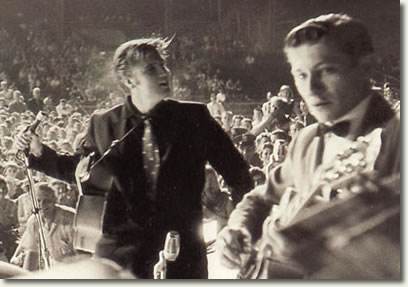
[261, 218, 293, 260]
[216, 226, 252, 269]
[14, 130, 43, 157]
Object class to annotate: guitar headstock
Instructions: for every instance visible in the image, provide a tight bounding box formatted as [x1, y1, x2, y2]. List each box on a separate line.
[274, 129, 383, 228]
[313, 136, 373, 201]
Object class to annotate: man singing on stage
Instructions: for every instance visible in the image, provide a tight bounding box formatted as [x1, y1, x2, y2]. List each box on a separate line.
[15, 37, 253, 278]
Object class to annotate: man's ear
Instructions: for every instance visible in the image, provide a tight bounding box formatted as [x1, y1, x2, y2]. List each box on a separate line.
[125, 79, 134, 89]
[123, 78, 139, 89]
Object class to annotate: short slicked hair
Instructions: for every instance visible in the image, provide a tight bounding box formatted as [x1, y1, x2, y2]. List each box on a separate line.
[284, 13, 374, 63]
[113, 37, 172, 83]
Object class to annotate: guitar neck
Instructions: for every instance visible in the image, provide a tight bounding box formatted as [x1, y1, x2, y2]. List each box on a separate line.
[277, 140, 374, 228]
[278, 187, 319, 228]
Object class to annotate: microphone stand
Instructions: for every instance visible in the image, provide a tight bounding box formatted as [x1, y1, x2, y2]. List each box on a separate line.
[15, 151, 51, 270]
[153, 251, 167, 279]
[15, 111, 51, 270]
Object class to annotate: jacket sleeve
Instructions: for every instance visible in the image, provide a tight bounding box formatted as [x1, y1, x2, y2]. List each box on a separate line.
[226, 184, 275, 242]
[225, 132, 300, 241]
[28, 145, 81, 184]
[200, 106, 254, 204]
[375, 115, 400, 179]
[27, 115, 100, 183]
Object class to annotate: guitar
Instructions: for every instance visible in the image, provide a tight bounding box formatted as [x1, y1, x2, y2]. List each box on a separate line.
[72, 153, 110, 253]
[237, 132, 394, 279]
[272, 136, 376, 229]
[72, 194, 107, 253]
[277, 174, 400, 279]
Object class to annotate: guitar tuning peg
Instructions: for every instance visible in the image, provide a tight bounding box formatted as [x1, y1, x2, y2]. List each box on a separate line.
[349, 142, 358, 149]
[358, 161, 367, 168]
[337, 165, 347, 174]
[356, 136, 368, 143]
[349, 183, 364, 194]
[327, 172, 340, 180]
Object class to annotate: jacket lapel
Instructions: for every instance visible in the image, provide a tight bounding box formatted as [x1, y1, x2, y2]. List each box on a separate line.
[360, 93, 395, 135]
[151, 100, 179, 164]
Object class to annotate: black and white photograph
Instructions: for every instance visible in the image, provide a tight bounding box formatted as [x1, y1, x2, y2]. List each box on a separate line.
[0, 0, 401, 280]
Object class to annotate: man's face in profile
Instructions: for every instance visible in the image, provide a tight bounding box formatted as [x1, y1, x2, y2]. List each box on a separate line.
[128, 54, 171, 99]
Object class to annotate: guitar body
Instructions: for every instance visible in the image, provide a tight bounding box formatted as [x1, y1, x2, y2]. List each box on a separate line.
[73, 153, 112, 253]
[237, 133, 400, 279]
[279, 188, 400, 279]
[73, 194, 107, 253]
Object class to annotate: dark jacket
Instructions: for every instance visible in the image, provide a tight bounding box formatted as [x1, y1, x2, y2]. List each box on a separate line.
[29, 97, 254, 278]
[26, 98, 43, 115]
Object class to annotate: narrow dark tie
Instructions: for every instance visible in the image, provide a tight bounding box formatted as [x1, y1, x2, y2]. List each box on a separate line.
[142, 118, 160, 199]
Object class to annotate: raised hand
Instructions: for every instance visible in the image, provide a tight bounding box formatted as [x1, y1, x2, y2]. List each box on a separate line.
[14, 129, 43, 157]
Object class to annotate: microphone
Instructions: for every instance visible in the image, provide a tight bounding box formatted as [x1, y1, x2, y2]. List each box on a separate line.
[153, 231, 180, 279]
[26, 111, 48, 134]
[163, 231, 180, 262]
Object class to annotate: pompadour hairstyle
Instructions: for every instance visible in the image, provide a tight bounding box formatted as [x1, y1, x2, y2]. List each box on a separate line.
[284, 13, 374, 62]
[113, 37, 172, 82]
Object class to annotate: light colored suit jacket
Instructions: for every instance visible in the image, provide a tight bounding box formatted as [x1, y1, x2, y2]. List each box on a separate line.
[228, 93, 400, 242]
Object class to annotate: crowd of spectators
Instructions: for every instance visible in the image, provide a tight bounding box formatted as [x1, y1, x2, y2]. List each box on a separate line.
[0, 65, 401, 267]
[0, 90, 88, 263]
[0, 22, 253, 110]
[0, 74, 302, 267]
[201, 79, 400, 237]
[201, 84, 309, 238]
[0, 16, 401, 270]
